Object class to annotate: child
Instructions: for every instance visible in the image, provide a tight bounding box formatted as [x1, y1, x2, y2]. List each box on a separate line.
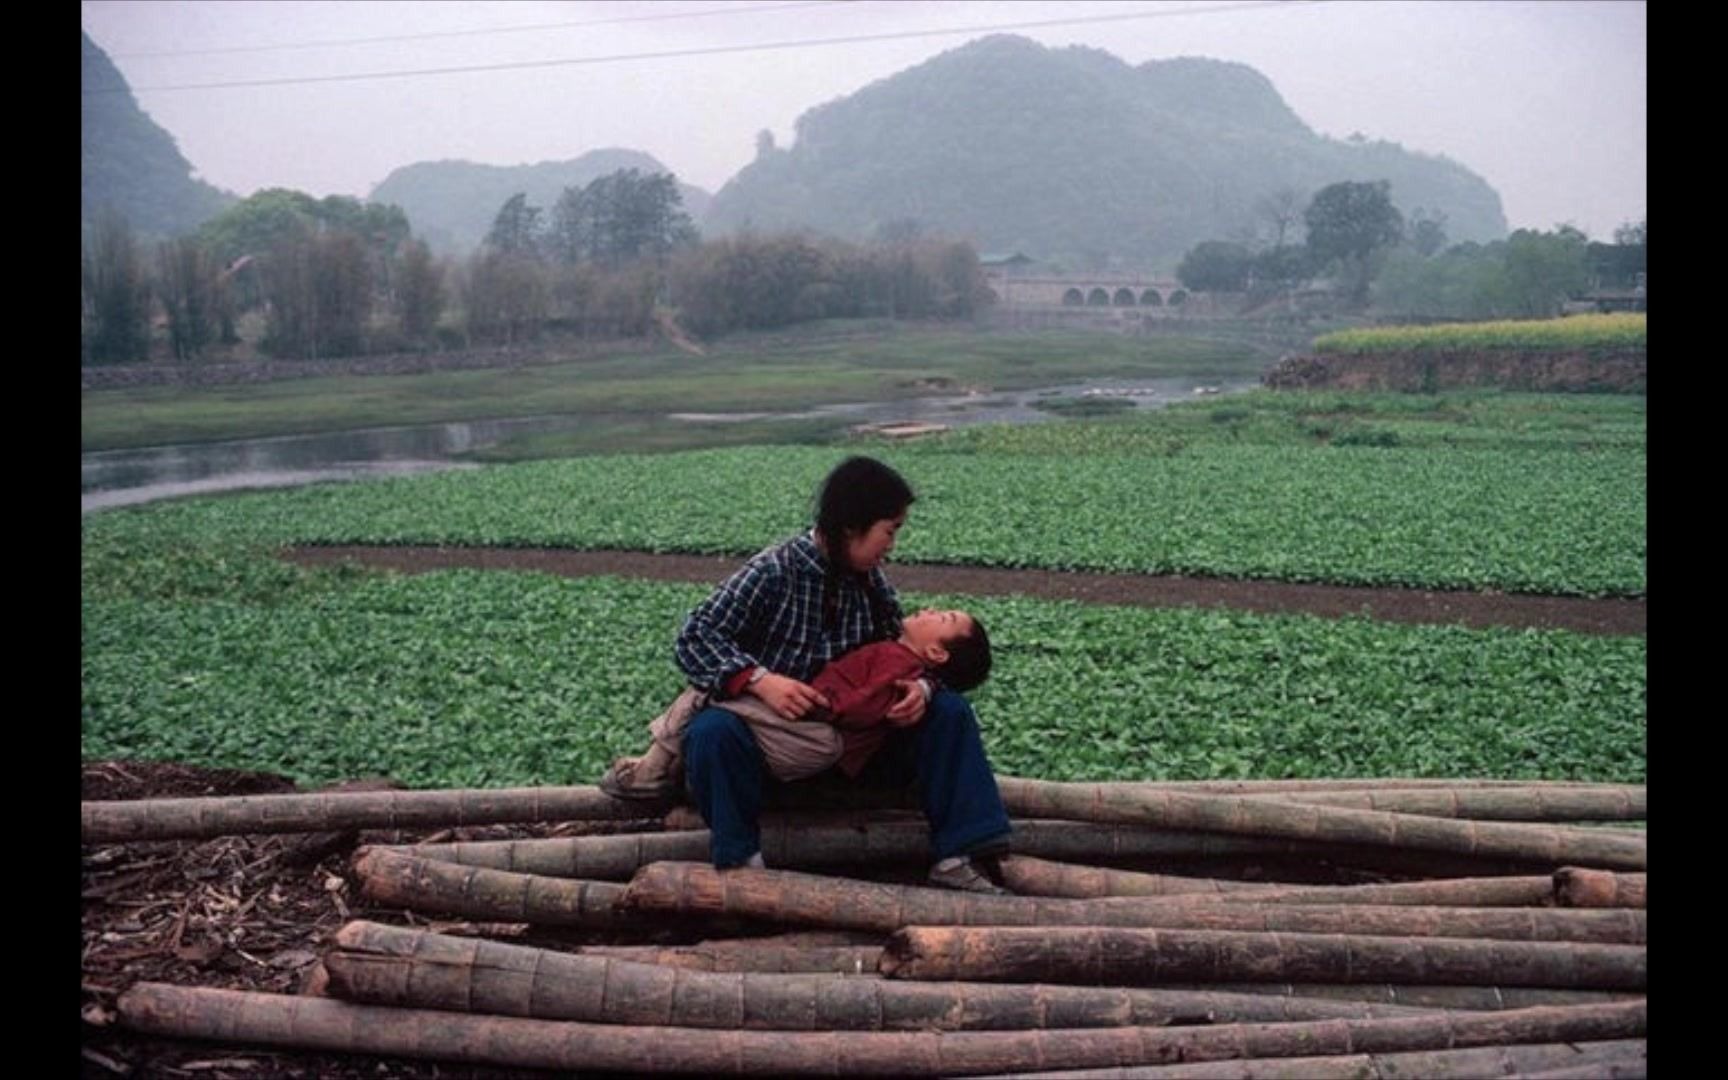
[600, 608, 992, 799]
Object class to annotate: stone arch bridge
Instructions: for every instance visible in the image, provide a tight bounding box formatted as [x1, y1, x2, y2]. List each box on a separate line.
[983, 272, 1198, 310]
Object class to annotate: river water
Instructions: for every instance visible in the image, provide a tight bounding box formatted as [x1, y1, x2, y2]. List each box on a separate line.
[82, 375, 1255, 514]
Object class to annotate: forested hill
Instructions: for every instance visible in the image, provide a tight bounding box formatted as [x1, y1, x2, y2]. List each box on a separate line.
[81, 32, 234, 240]
[703, 35, 1507, 268]
[369, 152, 713, 255]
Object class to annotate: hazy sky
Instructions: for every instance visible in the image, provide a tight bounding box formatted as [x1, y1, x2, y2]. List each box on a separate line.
[82, 0, 1646, 240]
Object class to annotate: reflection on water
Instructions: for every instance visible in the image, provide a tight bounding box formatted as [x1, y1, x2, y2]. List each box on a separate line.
[80, 415, 585, 515]
[81, 377, 1255, 514]
[81, 462, 477, 514]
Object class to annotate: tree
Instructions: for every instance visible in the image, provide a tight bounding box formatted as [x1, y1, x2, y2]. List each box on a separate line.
[83, 209, 152, 365]
[484, 193, 544, 259]
[1585, 219, 1645, 291]
[1407, 209, 1449, 257]
[1305, 180, 1404, 304]
[395, 240, 446, 343]
[874, 218, 925, 247]
[1613, 219, 1646, 248]
[549, 185, 600, 267]
[259, 224, 374, 359]
[1502, 227, 1588, 317]
[1176, 241, 1253, 292]
[311, 231, 372, 356]
[1249, 244, 1317, 302]
[925, 241, 989, 318]
[593, 169, 698, 266]
[155, 235, 218, 361]
[463, 249, 547, 345]
[197, 188, 324, 264]
[1253, 187, 1306, 251]
[547, 170, 697, 267]
[1372, 227, 1592, 320]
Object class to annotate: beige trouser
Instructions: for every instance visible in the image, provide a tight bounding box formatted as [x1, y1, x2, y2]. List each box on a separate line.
[648, 687, 844, 782]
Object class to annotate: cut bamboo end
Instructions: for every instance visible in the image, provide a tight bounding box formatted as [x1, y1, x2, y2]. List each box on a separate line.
[1555, 867, 1647, 909]
[351, 845, 633, 928]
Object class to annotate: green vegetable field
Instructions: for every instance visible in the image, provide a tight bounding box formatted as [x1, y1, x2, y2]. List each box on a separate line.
[81, 389, 1645, 788]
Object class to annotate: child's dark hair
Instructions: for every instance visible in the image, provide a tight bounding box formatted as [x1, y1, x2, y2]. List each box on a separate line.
[933, 615, 992, 693]
[815, 457, 915, 543]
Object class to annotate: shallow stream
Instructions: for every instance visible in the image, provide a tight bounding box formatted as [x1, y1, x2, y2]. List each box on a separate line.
[82, 375, 1255, 514]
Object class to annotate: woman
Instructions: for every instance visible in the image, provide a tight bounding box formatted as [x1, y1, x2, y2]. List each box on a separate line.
[672, 456, 1012, 892]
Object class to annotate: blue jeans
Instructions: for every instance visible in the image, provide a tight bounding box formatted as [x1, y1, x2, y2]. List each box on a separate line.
[682, 689, 1013, 868]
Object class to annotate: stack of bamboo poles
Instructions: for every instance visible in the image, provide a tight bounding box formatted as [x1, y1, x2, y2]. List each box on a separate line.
[89, 776, 1648, 1077]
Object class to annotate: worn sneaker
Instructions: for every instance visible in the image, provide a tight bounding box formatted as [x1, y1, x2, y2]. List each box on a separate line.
[597, 757, 678, 802]
[927, 856, 1007, 895]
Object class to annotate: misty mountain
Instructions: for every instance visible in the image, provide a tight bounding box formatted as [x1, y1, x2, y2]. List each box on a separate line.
[703, 35, 1507, 268]
[369, 151, 713, 255]
[82, 31, 234, 240]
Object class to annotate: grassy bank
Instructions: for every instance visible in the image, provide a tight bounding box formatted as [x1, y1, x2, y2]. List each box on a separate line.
[81, 325, 1263, 454]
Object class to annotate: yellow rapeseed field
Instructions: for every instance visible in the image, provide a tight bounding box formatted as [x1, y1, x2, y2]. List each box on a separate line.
[1315, 313, 1646, 353]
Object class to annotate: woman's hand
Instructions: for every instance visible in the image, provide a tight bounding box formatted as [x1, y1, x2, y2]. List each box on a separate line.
[883, 678, 930, 727]
[751, 673, 832, 720]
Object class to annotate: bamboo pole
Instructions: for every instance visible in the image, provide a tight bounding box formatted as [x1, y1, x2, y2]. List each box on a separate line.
[116, 983, 1646, 1076]
[1555, 868, 1647, 908]
[1516, 1061, 1646, 1080]
[1155, 983, 1643, 1011]
[998, 856, 1562, 905]
[1001, 778, 1627, 794]
[352, 846, 637, 928]
[881, 926, 1647, 990]
[79, 777, 1638, 844]
[405, 823, 943, 877]
[579, 942, 888, 975]
[407, 830, 714, 878]
[404, 821, 1422, 878]
[621, 863, 1646, 943]
[575, 929, 884, 975]
[1237, 787, 1645, 822]
[972, 1038, 1646, 1078]
[993, 779, 1646, 870]
[81, 784, 648, 843]
[324, 921, 1439, 1029]
[996, 856, 1276, 898]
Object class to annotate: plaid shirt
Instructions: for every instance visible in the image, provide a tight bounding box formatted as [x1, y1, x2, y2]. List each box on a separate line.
[675, 530, 904, 694]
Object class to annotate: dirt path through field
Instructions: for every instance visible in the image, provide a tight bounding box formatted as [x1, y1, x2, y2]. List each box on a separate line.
[283, 545, 1644, 636]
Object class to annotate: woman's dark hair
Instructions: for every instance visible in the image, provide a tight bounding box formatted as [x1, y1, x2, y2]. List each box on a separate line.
[814, 456, 914, 636]
[815, 456, 915, 542]
[933, 615, 992, 693]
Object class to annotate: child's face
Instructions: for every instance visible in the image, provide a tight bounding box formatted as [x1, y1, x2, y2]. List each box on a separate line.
[900, 609, 973, 663]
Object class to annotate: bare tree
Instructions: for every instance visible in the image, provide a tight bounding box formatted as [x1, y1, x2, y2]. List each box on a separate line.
[156, 236, 218, 361]
[83, 209, 152, 364]
[395, 239, 445, 343]
[1254, 187, 1307, 251]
